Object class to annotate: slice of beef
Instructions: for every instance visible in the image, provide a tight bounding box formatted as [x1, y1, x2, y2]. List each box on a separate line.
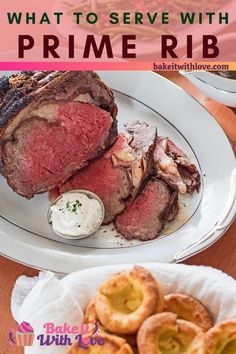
[59, 134, 132, 224]
[58, 121, 157, 224]
[154, 137, 200, 193]
[115, 179, 179, 241]
[154, 137, 186, 193]
[121, 120, 157, 198]
[165, 138, 201, 193]
[162, 189, 179, 222]
[0, 71, 118, 198]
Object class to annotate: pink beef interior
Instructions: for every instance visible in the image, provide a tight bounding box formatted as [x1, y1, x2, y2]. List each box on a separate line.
[115, 180, 172, 241]
[60, 135, 132, 224]
[4, 102, 112, 198]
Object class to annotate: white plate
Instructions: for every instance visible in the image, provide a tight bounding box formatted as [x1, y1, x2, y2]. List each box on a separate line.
[0, 71, 235, 273]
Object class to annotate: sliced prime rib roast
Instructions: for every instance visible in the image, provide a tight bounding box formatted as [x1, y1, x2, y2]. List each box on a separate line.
[0, 71, 118, 198]
[115, 179, 179, 241]
[154, 137, 200, 194]
[123, 120, 157, 198]
[58, 121, 157, 224]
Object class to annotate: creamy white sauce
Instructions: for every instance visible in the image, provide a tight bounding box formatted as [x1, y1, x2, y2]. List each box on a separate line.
[49, 192, 103, 237]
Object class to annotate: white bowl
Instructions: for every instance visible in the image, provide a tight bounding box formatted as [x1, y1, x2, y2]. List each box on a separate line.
[180, 70, 236, 107]
[48, 190, 105, 240]
[180, 33, 236, 107]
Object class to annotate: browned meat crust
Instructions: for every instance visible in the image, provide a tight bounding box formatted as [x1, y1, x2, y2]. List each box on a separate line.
[0, 71, 117, 139]
[162, 189, 179, 222]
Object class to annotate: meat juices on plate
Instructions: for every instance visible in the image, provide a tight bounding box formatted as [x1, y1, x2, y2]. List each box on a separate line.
[0, 71, 117, 198]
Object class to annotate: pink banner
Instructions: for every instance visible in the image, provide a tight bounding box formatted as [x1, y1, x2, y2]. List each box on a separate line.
[0, 0, 234, 63]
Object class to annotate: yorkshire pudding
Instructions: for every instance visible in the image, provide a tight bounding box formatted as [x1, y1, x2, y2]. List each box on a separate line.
[206, 320, 236, 354]
[85, 300, 100, 324]
[163, 293, 213, 331]
[85, 299, 137, 348]
[95, 266, 163, 334]
[137, 312, 205, 354]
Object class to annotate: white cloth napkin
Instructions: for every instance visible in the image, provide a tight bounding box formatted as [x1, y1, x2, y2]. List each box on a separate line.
[11, 263, 236, 354]
[13, 272, 84, 354]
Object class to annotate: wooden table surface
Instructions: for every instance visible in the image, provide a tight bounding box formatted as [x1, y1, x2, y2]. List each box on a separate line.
[0, 71, 235, 354]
